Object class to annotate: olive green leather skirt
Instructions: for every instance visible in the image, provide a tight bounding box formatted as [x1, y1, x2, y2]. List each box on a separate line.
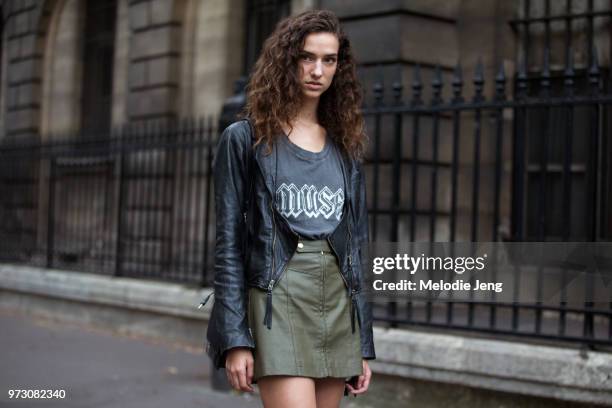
[248, 239, 363, 383]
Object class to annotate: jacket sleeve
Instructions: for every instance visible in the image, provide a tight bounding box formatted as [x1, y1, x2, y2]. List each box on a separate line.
[205, 121, 255, 369]
[355, 160, 376, 360]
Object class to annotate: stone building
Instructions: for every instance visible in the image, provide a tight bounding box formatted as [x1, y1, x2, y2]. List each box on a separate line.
[0, 3, 611, 405]
[0, 0, 607, 134]
[0, 0, 610, 274]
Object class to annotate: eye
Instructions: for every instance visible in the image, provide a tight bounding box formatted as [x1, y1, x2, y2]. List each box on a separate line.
[300, 54, 315, 62]
[324, 57, 337, 65]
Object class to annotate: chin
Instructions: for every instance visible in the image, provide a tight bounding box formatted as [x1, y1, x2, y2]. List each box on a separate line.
[303, 88, 326, 98]
[302, 91, 320, 99]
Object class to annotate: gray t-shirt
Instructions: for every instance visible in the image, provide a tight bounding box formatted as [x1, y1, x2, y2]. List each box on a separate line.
[274, 132, 345, 239]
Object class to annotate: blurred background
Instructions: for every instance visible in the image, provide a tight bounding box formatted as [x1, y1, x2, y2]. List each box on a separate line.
[0, 1, 611, 407]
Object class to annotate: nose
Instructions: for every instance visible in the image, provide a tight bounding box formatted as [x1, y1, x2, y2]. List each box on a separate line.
[312, 60, 323, 77]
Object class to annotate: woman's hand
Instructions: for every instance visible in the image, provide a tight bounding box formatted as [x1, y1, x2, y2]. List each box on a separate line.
[345, 359, 372, 395]
[225, 347, 255, 392]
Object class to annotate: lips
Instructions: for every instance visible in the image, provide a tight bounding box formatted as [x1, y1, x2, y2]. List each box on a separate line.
[306, 82, 323, 89]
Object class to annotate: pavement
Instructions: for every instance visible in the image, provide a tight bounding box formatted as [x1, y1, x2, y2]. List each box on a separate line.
[0, 309, 262, 408]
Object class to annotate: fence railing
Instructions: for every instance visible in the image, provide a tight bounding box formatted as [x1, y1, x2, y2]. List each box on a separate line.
[360, 51, 611, 347]
[0, 118, 218, 286]
[1, 51, 611, 347]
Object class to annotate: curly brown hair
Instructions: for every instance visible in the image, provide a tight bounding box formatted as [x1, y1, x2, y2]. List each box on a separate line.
[242, 9, 366, 160]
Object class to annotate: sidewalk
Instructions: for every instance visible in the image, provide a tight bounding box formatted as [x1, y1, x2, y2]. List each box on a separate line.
[2, 265, 610, 407]
[0, 309, 261, 408]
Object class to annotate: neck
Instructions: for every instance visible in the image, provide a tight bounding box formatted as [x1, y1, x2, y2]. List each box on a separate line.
[292, 97, 319, 126]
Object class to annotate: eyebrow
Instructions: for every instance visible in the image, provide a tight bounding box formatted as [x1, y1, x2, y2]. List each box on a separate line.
[300, 51, 338, 58]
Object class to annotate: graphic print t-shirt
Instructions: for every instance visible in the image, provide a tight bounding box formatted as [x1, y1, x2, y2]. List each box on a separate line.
[274, 132, 345, 240]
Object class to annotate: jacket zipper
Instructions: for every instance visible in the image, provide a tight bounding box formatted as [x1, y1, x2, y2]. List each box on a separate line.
[263, 196, 301, 329]
[346, 217, 359, 334]
[264, 199, 297, 327]
[263, 199, 277, 329]
[347, 187, 364, 332]
[326, 204, 360, 334]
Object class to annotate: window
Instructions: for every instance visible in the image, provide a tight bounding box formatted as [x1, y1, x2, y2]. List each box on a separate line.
[80, 0, 118, 136]
[244, 0, 291, 75]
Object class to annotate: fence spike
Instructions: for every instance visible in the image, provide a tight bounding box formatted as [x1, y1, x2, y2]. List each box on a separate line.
[198, 116, 205, 137]
[133, 120, 140, 140]
[190, 116, 197, 136]
[540, 47, 551, 95]
[517, 57, 528, 98]
[182, 116, 189, 135]
[473, 58, 484, 102]
[411, 64, 423, 106]
[432, 64, 443, 104]
[186, 116, 193, 136]
[153, 117, 160, 134]
[373, 80, 384, 105]
[564, 46, 575, 76]
[162, 116, 169, 135]
[495, 61, 506, 101]
[589, 44, 600, 76]
[589, 45, 600, 94]
[564, 47, 575, 97]
[392, 80, 403, 104]
[374, 63, 385, 105]
[452, 61, 463, 103]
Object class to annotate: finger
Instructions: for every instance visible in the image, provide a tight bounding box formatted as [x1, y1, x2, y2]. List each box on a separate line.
[238, 367, 253, 392]
[246, 358, 254, 385]
[226, 371, 235, 390]
[351, 375, 369, 394]
[351, 386, 366, 394]
[362, 375, 370, 391]
[348, 380, 365, 394]
[229, 369, 240, 391]
[362, 367, 372, 391]
[225, 363, 233, 387]
[358, 361, 367, 388]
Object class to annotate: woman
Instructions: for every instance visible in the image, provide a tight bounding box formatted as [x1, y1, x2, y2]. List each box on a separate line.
[204, 9, 375, 408]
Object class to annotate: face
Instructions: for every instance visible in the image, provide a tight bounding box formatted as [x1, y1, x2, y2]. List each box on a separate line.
[298, 32, 340, 99]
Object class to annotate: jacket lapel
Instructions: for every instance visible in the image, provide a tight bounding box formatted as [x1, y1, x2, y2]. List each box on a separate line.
[253, 140, 277, 199]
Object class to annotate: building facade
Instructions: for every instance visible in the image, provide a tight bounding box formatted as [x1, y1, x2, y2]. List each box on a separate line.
[0, 1, 606, 133]
[0, 0, 610, 272]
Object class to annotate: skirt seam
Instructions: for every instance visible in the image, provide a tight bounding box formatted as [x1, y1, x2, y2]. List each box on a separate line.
[321, 251, 329, 377]
[285, 268, 302, 371]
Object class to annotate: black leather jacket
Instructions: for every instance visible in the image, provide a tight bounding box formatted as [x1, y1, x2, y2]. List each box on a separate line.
[204, 119, 376, 369]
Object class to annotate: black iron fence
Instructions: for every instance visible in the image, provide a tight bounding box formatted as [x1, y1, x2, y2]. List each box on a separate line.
[362, 57, 611, 243]
[360, 50, 611, 346]
[1, 60, 611, 347]
[0, 119, 217, 285]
